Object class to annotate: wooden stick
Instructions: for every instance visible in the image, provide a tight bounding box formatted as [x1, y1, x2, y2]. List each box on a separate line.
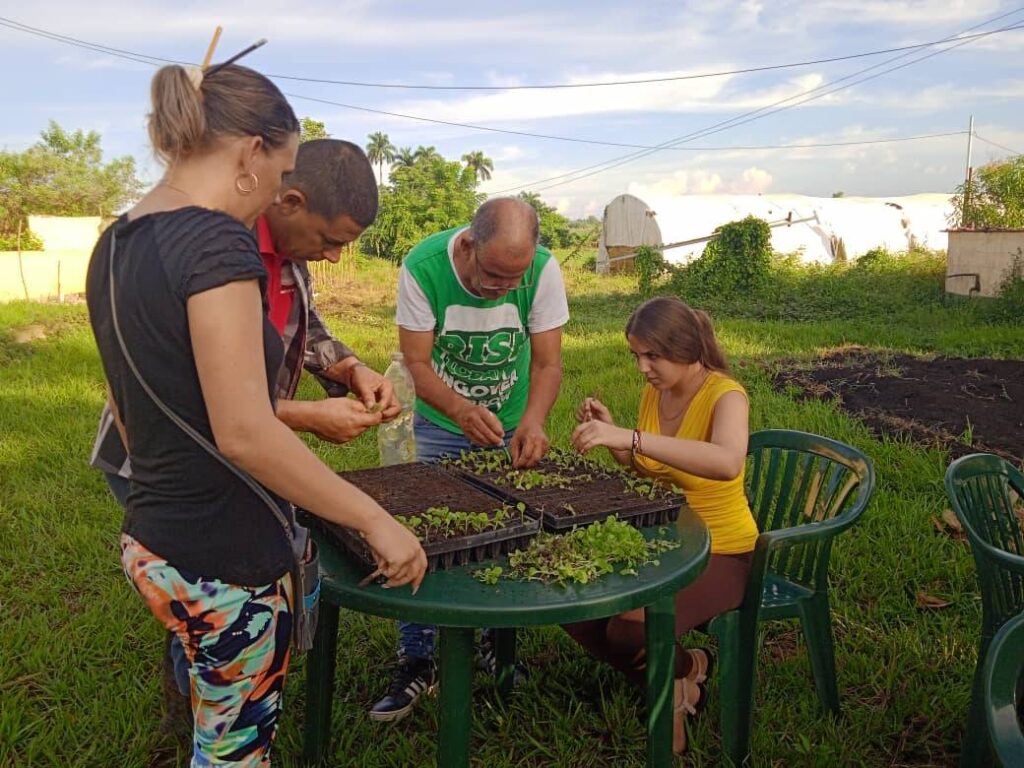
[201, 26, 223, 70]
[358, 568, 384, 588]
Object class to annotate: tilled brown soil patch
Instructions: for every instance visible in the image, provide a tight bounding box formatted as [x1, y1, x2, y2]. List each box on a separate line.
[772, 347, 1023, 464]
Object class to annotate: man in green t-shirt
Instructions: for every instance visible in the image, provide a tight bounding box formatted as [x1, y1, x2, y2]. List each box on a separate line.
[370, 197, 569, 722]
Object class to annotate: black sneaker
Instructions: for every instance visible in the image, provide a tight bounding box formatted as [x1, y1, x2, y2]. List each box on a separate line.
[369, 656, 438, 723]
[475, 635, 528, 686]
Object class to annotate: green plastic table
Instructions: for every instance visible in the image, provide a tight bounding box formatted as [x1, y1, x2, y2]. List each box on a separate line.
[303, 509, 710, 767]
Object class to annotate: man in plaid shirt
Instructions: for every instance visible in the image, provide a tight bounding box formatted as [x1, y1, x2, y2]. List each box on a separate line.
[90, 139, 396, 725]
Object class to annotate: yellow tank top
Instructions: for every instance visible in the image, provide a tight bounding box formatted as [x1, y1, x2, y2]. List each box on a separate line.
[633, 372, 758, 554]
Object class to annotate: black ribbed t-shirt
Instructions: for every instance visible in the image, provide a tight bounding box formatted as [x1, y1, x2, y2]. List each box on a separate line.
[87, 207, 293, 586]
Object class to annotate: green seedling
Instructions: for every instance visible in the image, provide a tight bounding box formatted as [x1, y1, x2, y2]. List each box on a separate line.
[398, 504, 522, 543]
[473, 566, 504, 585]
[476, 516, 680, 587]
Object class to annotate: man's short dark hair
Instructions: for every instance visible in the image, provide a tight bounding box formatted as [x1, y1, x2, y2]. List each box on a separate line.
[472, 197, 540, 247]
[285, 139, 379, 227]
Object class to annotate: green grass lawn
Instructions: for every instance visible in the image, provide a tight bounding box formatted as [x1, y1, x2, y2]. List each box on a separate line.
[2, 256, 1022, 767]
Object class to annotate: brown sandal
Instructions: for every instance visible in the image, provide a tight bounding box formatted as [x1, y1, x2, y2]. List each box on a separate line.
[673, 677, 705, 754]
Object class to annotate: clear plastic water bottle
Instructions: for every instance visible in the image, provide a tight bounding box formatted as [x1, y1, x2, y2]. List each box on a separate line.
[377, 352, 417, 465]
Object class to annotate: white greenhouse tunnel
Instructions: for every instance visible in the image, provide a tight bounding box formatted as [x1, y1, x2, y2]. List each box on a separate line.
[597, 192, 955, 271]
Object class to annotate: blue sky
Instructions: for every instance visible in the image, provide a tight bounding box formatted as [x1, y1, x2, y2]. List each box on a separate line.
[1, 0, 1022, 217]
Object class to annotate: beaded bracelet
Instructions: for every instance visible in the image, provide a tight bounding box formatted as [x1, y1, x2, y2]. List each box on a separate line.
[631, 428, 643, 458]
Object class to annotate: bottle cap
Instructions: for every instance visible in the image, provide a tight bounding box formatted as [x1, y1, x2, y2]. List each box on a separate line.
[391, 351, 404, 361]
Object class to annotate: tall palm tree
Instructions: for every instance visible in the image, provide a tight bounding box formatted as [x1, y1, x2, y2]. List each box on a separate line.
[462, 150, 494, 183]
[413, 145, 442, 163]
[365, 132, 396, 185]
[393, 147, 417, 168]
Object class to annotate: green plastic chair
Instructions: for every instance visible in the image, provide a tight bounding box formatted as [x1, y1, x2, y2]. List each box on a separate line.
[706, 429, 875, 766]
[984, 611, 1024, 768]
[945, 453, 1024, 768]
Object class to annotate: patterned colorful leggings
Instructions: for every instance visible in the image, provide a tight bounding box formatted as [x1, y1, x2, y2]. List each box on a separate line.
[121, 535, 292, 767]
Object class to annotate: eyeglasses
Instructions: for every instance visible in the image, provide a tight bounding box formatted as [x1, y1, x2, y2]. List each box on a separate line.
[472, 248, 533, 293]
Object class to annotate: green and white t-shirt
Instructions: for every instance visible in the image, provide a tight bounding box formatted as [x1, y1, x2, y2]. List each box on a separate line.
[396, 226, 569, 434]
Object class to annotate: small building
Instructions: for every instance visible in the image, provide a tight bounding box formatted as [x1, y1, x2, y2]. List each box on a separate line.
[0, 215, 106, 302]
[945, 229, 1024, 298]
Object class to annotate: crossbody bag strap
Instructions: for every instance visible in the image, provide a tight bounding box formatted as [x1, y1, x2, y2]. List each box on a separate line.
[106, 226, 297, 552]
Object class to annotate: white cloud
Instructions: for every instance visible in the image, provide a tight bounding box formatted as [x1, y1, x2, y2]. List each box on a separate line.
[729, 167, 774, 194]
[854, 80, 1024, 112]
[4, 1, 717, 51]
[628, 169, 724, 198]
[492, 145, 524, 163]
[803, 0, 1003, 25]
[384, 72, 831, 126]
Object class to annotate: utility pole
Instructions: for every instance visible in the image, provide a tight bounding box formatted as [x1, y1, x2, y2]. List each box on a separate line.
[962, 115, 975, 228]
[964, 114, 974, 180]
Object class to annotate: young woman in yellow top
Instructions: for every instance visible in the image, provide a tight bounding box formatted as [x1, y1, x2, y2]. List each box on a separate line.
[566, 296, 758, 754]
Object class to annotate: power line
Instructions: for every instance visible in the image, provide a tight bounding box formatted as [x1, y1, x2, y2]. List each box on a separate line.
[1, 12, 1018, 181]
[512, 11, 1024, 193]
[1, 14, 1022, 92]
[285, 91, 967, 151]
[973, 133, 1022, 156]
[264, 28, 1024, 90]
[491, 9, 1024, 195]
[0, 16, 1006, 154]
[0, 17, 182, 67]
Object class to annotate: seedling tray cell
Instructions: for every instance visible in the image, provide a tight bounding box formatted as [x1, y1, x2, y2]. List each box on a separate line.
[443, 449, 684, 531]
[300, 462, 539, 572]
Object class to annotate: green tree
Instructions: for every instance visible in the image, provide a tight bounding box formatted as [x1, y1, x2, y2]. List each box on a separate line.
[363, 153, 483, 261]
[413, 145, 443, 163]
[393, 147, 417, 169]
[461, 150, 494, 182]
[299, 117, 329, 143]
[952, 156, 1024, 229]
[0, 121, 142, 239]
[517, 191, 571, 248]
[366, 131, 396, 186]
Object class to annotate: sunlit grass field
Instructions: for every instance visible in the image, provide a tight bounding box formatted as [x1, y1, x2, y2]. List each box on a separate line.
[2, 253, 1022, 766]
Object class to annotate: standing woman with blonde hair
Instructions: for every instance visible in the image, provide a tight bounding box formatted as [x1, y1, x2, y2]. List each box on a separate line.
[86, 60, 426, 765]
[567, 296, 757, 754]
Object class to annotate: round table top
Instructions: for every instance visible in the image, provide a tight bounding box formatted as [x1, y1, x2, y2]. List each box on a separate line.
[314, 508, 710, 628]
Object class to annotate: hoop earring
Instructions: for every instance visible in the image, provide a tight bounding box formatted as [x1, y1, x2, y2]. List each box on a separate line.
[235, 171, 259, 195]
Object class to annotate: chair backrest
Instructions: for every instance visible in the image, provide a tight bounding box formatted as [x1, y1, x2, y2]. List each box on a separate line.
[945, 453, 1024, 638]
[746, 429, 875, 593]
[984, 610, 1024, 768]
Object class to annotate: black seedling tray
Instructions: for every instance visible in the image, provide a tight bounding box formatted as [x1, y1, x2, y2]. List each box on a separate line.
[301, 462, 539, 572]
[443, 449, 683, 531]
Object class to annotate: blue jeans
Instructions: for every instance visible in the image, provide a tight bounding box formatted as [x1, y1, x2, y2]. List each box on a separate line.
[397, 415, 513, 660]
[105, 472, 191, 697]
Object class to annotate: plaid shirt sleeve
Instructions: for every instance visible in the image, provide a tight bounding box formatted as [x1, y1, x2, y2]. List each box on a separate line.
[297, 261, 356, 398]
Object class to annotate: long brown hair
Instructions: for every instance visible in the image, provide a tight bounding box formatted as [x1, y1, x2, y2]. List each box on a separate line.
[625, 296, 731, 374]
[148, 64, 298, 164]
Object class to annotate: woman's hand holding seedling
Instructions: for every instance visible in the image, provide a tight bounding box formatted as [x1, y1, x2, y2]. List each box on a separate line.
[576, 397, 614, 426]
[362, 512, 428, 592]
[571, 418, 632, 455]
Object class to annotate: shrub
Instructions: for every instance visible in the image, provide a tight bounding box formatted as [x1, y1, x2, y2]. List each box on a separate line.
[988, 252, 1024, 324]
[669, 247, 969, 323]
[0, 230, 44, 250]
[685, 216, 772, 296]
[634, 245, 666, 297]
